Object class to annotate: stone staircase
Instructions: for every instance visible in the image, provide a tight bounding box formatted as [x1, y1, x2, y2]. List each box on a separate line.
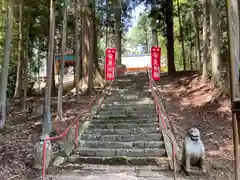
[65, 73, 169, 170]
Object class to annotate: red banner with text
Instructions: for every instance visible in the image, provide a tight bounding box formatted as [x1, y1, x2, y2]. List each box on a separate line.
[105, 48, 116, 81]
[151, 46, 161, 80]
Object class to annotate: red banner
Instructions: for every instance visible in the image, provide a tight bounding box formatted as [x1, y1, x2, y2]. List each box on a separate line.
[151, 46, 161, 80]
[105, 48, 116, 81]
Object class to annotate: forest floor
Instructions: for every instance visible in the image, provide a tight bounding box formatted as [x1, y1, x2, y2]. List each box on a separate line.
[0, 72, 238, 180]
[157, 72, 236, 180]
[0, 82, 99, 180]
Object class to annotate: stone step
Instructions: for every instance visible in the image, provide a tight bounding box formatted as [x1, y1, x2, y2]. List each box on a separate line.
[105, 96, 139, 100]
[74, 147, 167, 157]
[109, 90, 135, 94]
[60, 164, 168, 172]
[99, 107, 155, 113]
[104, 96, 152, 100]
[109, 86, 149, 91]
[109, 92, 141, 97]
[81, 133, 163, 142]
[100, 101, 154, 107]
[103, 98, 141, 102]
[103, 98, 151, 103]
[109, 90, 148, 94]
[85, 127, 160, 135]
[67, 156, 169, 166]
[93, 113, 156, 119]
[96, 110, 156, 116]
[91, 118, 157, 124]
[79, 140, 165, 149]
[101, 104, 154, 109]
[87, 122, 158, 129]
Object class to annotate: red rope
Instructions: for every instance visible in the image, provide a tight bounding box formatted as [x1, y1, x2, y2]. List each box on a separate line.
[75, 119, 79, 147]
[147, 69, 176, 178]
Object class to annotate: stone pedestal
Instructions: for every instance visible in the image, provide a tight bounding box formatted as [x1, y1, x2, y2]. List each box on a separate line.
[116, 65, 126, 77]
[33, 134, 52, 169]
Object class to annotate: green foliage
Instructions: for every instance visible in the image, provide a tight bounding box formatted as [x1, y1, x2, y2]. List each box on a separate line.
[0, 0, 231, 97]
[96, 0, 137, 57]
[125, 12, 151, 53]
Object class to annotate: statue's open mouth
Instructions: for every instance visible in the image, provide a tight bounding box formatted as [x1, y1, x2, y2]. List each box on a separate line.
[190, 135, 199, 141]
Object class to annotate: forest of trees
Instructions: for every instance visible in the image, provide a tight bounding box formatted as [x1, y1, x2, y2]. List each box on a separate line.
[0, 0, 239, 134]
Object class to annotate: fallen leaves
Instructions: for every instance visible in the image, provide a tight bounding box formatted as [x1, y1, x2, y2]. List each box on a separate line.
[159, 73, 235, 180]
[0, 92, 96, 180]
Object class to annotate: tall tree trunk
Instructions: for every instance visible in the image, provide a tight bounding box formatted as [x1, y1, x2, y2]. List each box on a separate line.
[51, 24, 57, 96]
[37, 41, 41, 88]
[192, 5, 201, 71]
[80, 0, 93, 93]
[0, 0, 13, 129]
[93, 0, 98, 70]
[80, 0, 91, 91]
[151, 0, 158, 46]
[92, 0, 104, 86]
[177, 0, 186, 71]
[209, 0, 221, 86]
[226, 0, 240, 177]
[188, 14, 193, 71]
[165, 0, 175, 74]
[57, 0, 68, 118]
[14, 0, 24, 98]
[22, 23, 29, 110]
[43, 0, 55, 134]
[51, 59, 57, 95]
[202, 0, 209, 78]
[189, 42, 193, 71]
[75, 0, 81, 102]
[110, 28, 115, 47]
[115, 0, 122, 65]
[87, 1, 94, 93]
[105, 0, 109, 49]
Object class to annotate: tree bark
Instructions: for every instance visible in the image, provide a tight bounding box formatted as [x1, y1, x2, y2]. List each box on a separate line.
[92, 0, 99, 70]
[189, 42, 193, 71]
[43, 0, 55, 134]
[105, 0, 109, 49]
[87, 1, 94, 93]
[115, 0, 122, 65]
[188, 14, 193, 71]
[75, 0, 81, 102]
[192, 5, 201, 71]
[177, 0, 185, 71]
[226, 0, 240, 177]
[0, 0, 13, 129]
[81, 0, 93, 93]
[209, 0, 221, 86]
[14, 0, 24, 98]
[22, 23, 29, 110]
[57, 0, 68, 118]
[202, 0, 209, 78]
[165, 0, 175, 74]
[92, 0, 104, 86]
[51, 59, 57, 95]
[80, 0, 92, 92]
[151, 0, 158, 46]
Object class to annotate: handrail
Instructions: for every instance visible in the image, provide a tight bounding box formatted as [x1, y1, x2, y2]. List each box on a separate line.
[41, 80, 114, 180]
[146, 67, 177, 180]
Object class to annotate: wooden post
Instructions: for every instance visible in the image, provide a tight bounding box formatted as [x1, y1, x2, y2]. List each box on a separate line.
[226, 0, 240, 179]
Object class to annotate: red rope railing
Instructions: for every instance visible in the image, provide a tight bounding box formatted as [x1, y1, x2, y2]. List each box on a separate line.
[41, 81, 114, 180]
[147, 67, 177, 179]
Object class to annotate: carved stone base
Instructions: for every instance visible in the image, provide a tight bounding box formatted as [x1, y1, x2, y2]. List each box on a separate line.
[33, 134, 52, 169]
[183, 165, 206, 176]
